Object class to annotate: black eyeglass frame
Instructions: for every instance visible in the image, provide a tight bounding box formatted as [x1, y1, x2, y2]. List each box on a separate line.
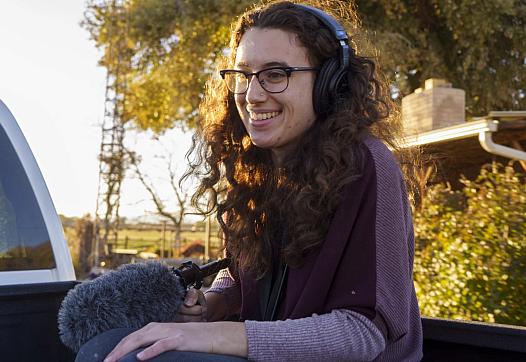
[219, 66, 319, 94]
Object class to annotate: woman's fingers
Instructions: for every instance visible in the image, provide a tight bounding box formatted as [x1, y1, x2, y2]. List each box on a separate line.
[183, 288, 199, 306]
[180, 305, 203, 316]
[196, 289, 208, 321]
[174, 314, 199, 322]
[184, 288, 206, 306]
[174, 305, 204, 322]
[178, 288, 208, 321]
[104, 322, 215, 362]
[136, 336, 180, 361]
[103, 323, 169, 362]
[103, 321, 245, 361]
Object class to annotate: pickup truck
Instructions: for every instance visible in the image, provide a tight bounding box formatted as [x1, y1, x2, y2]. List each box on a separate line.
[0, 99, 525, 361]
[0, 99, 78, 361]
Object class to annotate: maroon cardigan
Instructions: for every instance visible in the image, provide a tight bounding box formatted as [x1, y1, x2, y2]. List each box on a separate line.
[230, 138, 422, 360]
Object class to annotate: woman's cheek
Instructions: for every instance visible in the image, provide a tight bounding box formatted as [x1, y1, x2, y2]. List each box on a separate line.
[234, 95, 246, 116]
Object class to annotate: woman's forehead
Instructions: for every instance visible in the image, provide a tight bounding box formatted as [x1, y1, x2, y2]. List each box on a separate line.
[234, 27, 310, 69]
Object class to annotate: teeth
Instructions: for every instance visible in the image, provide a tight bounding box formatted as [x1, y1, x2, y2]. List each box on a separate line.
[249, 111, 280, 120]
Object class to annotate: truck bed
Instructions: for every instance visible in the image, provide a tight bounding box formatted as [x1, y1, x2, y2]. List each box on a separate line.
[0, 281, 78, 362]
[1, 281, 525, 361]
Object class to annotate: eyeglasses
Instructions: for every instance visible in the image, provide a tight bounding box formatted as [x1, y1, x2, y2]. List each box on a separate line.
[219, 66, 319, 94]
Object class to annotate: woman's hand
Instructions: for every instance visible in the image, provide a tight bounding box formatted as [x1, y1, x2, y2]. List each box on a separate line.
[175, 288, 208, 322]
[102, 321, 247, 362]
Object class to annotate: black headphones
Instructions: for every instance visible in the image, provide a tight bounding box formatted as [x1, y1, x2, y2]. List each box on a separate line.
[295, 4, 353, 115]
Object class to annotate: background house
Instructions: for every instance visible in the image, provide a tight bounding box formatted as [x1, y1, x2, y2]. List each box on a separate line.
[401, 78, 526, 186]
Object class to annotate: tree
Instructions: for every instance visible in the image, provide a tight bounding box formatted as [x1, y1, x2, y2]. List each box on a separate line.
[413, 162, 526, 326]
[354, 0, 526, 116]
[75, 215, 95, 276]
[84, 0, 526, 133]
[127, 146, 188, 256]
[83, 0, 253, 132]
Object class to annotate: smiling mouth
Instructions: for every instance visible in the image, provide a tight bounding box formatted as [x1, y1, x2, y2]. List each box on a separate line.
[249, 111, 281, 121]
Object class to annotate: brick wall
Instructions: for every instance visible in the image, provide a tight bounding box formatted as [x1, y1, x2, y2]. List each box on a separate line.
[402, 78, 465, 135]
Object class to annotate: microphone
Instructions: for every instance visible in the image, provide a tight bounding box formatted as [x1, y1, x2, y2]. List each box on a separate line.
[58, 258, 230, 353]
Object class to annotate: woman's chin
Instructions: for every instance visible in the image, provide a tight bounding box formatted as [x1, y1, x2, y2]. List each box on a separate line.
[248, 135, 277, 150]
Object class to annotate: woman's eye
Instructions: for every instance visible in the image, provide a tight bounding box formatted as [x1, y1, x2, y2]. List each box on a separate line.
[263, 70, 287, 82]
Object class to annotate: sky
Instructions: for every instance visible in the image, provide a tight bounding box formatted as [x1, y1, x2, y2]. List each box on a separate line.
[0, 1, 193, 220]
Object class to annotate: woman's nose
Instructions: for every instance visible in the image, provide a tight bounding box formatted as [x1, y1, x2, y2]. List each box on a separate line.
[245, 75, 267, 103]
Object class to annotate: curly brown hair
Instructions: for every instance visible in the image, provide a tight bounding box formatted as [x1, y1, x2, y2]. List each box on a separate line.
[183, 0, 403, 278]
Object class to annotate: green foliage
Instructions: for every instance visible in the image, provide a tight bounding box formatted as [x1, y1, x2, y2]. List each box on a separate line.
[83, 0, 253, 132]
[355, 0, 526, 116]
[84, 0, 526, 132]
[414, 163, 526, 326]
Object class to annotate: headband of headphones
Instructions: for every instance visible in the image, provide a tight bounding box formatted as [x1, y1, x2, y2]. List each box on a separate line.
[293, 4, 353, 115]
[294, 4, 351, 71]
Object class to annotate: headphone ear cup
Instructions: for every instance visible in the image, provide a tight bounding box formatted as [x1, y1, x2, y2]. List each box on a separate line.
[313, 57, 340, 115]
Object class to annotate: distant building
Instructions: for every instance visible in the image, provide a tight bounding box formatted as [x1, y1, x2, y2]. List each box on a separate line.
[110, 248, 139, 266]
[401, 78, 526, 185]
[403, 78, 465, 135]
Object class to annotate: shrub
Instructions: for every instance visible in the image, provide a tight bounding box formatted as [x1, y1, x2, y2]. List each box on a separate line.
[413, 163, 526, 326]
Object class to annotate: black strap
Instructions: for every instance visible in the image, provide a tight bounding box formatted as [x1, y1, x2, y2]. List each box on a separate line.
[258, 269, 272, 319]
[258, 226, 289, 321]
[266, 263, 288, 320]
[258, 262, 289, 321]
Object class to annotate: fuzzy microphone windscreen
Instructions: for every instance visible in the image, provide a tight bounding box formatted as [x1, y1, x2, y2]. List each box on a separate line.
[57, 262, 186, 353]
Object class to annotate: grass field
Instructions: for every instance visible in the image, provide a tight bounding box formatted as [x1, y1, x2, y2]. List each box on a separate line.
[64, 226, 223, 262]
[114, 228, 221, 252]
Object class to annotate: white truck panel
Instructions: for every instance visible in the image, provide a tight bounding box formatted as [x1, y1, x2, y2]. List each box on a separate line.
[0, 99, 75, 284]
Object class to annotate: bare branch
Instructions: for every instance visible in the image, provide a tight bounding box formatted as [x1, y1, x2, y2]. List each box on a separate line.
[125, 147, 188, 231]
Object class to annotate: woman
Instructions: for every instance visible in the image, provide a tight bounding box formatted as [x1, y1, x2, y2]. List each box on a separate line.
[98, 1, 422, 361]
